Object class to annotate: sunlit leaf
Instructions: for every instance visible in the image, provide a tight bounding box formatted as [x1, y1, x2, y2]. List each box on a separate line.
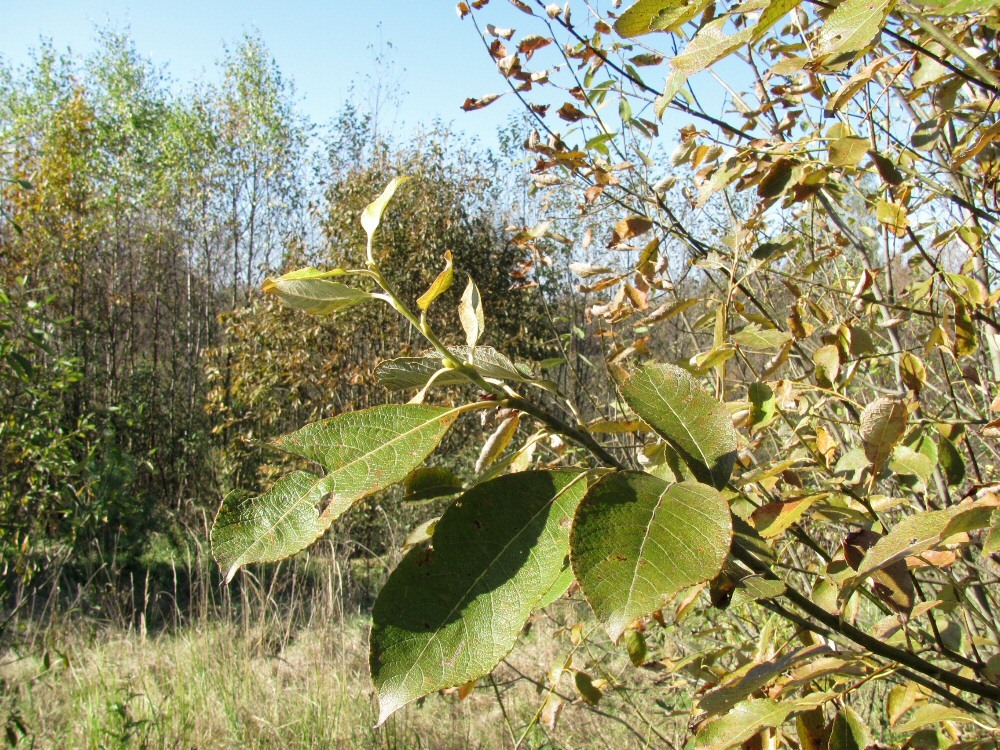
[889, 445, 935, 484]
[895, 703, 995, 733]
[694, 698, 800, 749]
[900, 352, 926, 393]
[854, 497, 999, 581]
[732, 328, 792, 351]
[370, 470, 588, 725]
[459, 275, 485, 351]
[751, 495, 823, 538]
[859, 397, 907, 472]
[818, 0, 895, 58]
[571, 473, 732, 641]
[475, 413, 521, 473]
[699, 645, 828, 716]
[618, 363, 738, 489]
[361, 176, 409, 248]
[212, 405, 458, 582]
[261, 275, 371, 315]
[416, 250, 454, 312]
[612, 215, 654, 244]
[614, 0, 709, 37]
[748, 382, 776, 433]
[375, 346, 528, 390]
[622, 630, 648, 666]
[876, 198, 908, 237]
[829, 137, 869, 167]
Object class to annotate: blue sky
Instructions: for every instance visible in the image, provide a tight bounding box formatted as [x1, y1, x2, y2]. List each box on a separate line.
[0, 1, 534, 147]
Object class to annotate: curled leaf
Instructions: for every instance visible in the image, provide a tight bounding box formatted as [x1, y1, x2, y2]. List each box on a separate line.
[416, 250, 454, 311]
[459, 276, 485, 352]
[859, 397, 907, 472]
[362, 176, 410, 250]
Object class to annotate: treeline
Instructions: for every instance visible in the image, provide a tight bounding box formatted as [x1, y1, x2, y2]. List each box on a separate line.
[0, 31, 553, 583]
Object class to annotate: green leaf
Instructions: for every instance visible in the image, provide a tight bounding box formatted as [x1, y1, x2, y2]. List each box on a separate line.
[826, 707, 871, 750]
[954, 296, 978, 357]
[614, 0, 710, 37]
[574, 671, 604, 704]
[900, 352, 927, 393]
[618, 363, 738, 489]
[818, 0, 895, 59]
[416, 249, 454, 312]
[699, 645, 827, 716]
[894, 704, 994, 733]
[261, 275, 371, 315]
[983, 511, 1000, 556]
[571, 473, 732, 641]
[212, 405, 458, 582]
[829, 137, 870, 167]
[659, 0, 802, 109]
[536, 560, 575, 609]
[212, 473, 337, 584]
[619, 96, 633, 122]
[748, 382, 776, 433]
[937, 434, 966, 487]
[855, 498, 998, 582]
[370, 470, 588, 725]
[375, 346, 528, 390]
[751, 495, 823, 539]
[264, 266, 346, 281]
[361, 176, 409, 248]
[945, 272, 988, 307]
[757, 158, 795, 199]
[475, 413, 521, 473]
[889, 445, 935, 484]
[694, 698, 799, 749]
[672, 18, 753, 77]
[402, 466, 464, 503]
[875, 198, 908, 236]
[622, 630, 648, 666]
[732, 327, 793, 351]
[459, 275, 485, 352]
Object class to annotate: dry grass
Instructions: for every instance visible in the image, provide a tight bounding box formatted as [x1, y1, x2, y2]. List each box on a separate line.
[1, 582, 675, 749]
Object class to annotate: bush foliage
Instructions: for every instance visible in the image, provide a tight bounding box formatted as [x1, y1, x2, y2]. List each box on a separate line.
[214, 0, 1000, 746]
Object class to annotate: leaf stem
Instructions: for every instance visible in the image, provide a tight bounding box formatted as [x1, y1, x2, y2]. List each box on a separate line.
[367, 263, 625, 470]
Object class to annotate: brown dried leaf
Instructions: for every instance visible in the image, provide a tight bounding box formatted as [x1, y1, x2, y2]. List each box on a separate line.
[611, 215, 653, 245]
[860, 397, 908, 470]
[557, 102, 588, 122]
[518, 34, 552, 58]
[485, 24, 515, 39]
[461, 94, 501, 111]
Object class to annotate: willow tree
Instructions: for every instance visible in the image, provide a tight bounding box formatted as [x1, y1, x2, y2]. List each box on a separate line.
[214, 0, 1000, 745]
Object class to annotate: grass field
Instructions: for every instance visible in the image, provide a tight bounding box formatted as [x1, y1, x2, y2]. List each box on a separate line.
[1, 544, 676, 749]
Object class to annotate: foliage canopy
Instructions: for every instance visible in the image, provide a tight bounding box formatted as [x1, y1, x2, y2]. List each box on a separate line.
[199, 0, 1000, 743]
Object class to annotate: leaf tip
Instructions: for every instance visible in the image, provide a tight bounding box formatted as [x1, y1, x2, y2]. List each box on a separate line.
[604, 618, 627, 644]
[375, 691, 406, 728]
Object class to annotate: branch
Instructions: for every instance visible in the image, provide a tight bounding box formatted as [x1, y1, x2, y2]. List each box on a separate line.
[732, 543, 1000, 706]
